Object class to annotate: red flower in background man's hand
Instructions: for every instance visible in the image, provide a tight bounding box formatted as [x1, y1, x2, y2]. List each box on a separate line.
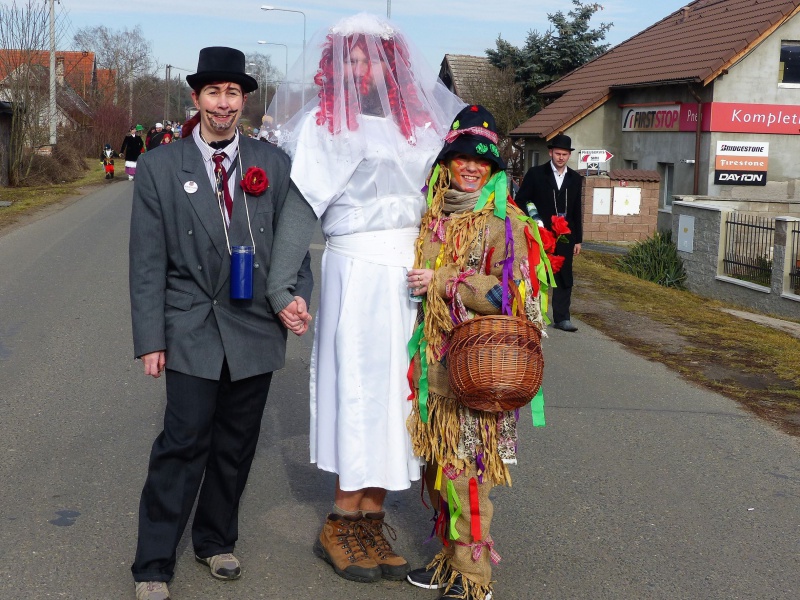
[548, 253, 565, 273]
[538, 226, 557, 254]
[551, 215, 571, 237]
[240, 166, 268, 195]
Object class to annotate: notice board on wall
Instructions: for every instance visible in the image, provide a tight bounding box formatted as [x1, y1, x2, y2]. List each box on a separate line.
[612, 187, 641, 215]
[592, 188, 612, 215]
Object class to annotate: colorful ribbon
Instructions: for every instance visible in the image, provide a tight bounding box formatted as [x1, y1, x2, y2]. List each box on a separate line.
[407, 323, 429, 423]
[426, 163, 440, 208]
[446, 479, 462, 541]
[444, 126, 499, 145]
[469, 477, 481, 542]
[455, 536, 502, 564]
[531, 386, 545, 427]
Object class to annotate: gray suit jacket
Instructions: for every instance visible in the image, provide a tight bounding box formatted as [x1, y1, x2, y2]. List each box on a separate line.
[129, 135, 312, 381]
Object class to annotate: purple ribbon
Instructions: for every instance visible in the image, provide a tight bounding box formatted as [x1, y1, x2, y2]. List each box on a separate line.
[498, 217, 515, 316]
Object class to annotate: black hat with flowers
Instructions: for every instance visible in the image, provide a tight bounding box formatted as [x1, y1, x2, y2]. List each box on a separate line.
[436, 104, 505, 171]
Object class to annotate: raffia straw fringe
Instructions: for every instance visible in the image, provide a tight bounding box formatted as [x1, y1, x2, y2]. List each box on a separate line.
[416, 168, 494, 361]
[408, 392, 511, 487]
[426, 551, 495, 600]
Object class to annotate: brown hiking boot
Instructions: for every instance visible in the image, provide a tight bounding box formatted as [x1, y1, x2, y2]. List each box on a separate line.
[361, 511, 410, 580]
[313, 513, 382, 583]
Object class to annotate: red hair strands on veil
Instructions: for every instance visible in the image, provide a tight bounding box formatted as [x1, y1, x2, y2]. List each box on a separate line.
[314, 33, 429, 141]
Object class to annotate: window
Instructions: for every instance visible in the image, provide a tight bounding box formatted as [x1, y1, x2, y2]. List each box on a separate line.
[624, 159, 638, 169]
[658, 162, 674, 208]
[779, 41, 800, 85]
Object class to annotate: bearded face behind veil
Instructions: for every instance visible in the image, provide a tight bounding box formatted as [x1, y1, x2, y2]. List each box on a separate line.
[267, 13, 465, 160]
[314, 31, 429, 140]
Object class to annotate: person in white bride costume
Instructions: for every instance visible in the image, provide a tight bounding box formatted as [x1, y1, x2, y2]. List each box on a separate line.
[264, 13, 464, 585]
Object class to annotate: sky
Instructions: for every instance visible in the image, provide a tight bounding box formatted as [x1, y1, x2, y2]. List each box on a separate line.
[56, 0, 692, 80]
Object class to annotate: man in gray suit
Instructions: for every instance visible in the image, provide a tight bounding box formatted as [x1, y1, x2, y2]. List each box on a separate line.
[129, 47, 315, 600]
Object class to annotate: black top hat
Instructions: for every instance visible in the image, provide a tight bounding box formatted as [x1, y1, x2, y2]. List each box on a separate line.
[547, 134, 574, 152]
[186, 47, 258, 94]
[436, 105, 506, 171]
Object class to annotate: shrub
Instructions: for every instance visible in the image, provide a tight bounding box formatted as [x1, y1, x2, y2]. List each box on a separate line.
[615, 230, 687, 289]
[17, 140, 88, 186]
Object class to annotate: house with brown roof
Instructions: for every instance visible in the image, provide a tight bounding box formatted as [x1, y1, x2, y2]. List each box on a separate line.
[438, 54, 496, 97]
[0, 50, 116, 105]
[511, 0, 800, 212]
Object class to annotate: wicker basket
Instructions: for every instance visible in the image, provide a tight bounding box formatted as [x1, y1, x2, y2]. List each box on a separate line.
[447, 315, 544, 412]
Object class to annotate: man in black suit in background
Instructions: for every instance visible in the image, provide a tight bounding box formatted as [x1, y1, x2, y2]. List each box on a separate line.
[514, 134, 583, 332]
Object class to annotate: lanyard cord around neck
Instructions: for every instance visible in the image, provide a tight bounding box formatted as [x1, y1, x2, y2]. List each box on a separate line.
[215, 151, 256, 256]
[552, 188, 567, 216]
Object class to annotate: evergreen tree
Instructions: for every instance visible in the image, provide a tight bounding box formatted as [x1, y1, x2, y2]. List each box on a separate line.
[487, 0, 612, 116]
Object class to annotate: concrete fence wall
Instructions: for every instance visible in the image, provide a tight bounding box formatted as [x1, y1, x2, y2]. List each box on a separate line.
[672, 198, 800, 320]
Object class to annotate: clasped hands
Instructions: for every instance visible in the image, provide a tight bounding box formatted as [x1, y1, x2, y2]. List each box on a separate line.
[279, 296, 312, 336]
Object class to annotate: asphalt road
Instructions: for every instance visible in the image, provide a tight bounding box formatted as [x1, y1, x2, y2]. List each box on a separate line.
[1, 181, 799, 600]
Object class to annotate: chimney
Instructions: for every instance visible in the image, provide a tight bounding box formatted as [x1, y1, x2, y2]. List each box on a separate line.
[56, 56, 64, 86]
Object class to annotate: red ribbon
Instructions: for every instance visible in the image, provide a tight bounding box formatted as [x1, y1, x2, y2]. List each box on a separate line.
[484, 246, 495, 275]
[469, 477, 481, 542]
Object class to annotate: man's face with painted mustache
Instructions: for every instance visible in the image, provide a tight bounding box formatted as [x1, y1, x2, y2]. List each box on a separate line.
[192, 82, 246, 141]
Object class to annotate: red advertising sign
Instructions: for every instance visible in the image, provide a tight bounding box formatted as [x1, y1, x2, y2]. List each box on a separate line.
[706, 102, 800, 134]
[676, 103, 800, 134]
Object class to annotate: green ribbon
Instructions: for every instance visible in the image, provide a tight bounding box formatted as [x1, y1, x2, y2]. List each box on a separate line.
[446, 479, 462, 540]
[531, 386, 545, 427]
[473, 171, 508, 219]
[426, 164, 440, 208]
[407, 323, 429, 423]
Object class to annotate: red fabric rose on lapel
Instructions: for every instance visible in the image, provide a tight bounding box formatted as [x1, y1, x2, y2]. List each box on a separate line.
[240, 167, 268, 195]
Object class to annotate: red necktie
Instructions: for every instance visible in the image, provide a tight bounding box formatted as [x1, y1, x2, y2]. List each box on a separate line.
[212, 152, 233, 222]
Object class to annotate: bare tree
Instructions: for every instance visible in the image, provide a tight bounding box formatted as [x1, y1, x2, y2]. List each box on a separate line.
[459, 67, 528, 176]
[242, 52, 279, 126]
[0, 0, 65, 185]
[72, 25, 156, 119]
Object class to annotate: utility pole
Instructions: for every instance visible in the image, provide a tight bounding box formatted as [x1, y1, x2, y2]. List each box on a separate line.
[48, 0, 56, 145]
[387, 0, 391, 19]
[164, 64, 171, 123]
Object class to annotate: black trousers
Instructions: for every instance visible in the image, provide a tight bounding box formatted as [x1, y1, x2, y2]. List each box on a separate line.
[131, 363, 272, 582]
[552, 247, 574, 322]
[552, 279, 573, 323]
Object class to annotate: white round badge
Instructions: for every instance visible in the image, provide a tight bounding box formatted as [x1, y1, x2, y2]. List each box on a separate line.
[184, 181, 198, 194]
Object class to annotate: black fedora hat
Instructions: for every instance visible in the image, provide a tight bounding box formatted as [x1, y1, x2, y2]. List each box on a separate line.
[547, 133, 574, 152]
[186, 47, 258, 94]
[437, 105, 506, 171]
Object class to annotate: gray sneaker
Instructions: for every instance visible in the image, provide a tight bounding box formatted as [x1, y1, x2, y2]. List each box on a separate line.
[135, 581, 170, 600]
[195, 552, 242, 580]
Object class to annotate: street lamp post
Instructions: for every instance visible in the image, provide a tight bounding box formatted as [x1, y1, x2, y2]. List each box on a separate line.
[260, 5, 306, 107]
[257, 41, 288, 119]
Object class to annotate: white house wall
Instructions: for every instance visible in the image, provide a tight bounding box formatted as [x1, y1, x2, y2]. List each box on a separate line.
[708, 12, 800, 195]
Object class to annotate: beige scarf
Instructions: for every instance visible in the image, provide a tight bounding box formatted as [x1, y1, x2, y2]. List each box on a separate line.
[443, 189, 481, 214]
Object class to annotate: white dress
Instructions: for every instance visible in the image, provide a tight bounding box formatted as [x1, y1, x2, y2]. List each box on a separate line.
[290, 113, 441, 491]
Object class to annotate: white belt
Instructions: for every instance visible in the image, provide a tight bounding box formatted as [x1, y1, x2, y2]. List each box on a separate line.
[326, 228, 419, 267]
